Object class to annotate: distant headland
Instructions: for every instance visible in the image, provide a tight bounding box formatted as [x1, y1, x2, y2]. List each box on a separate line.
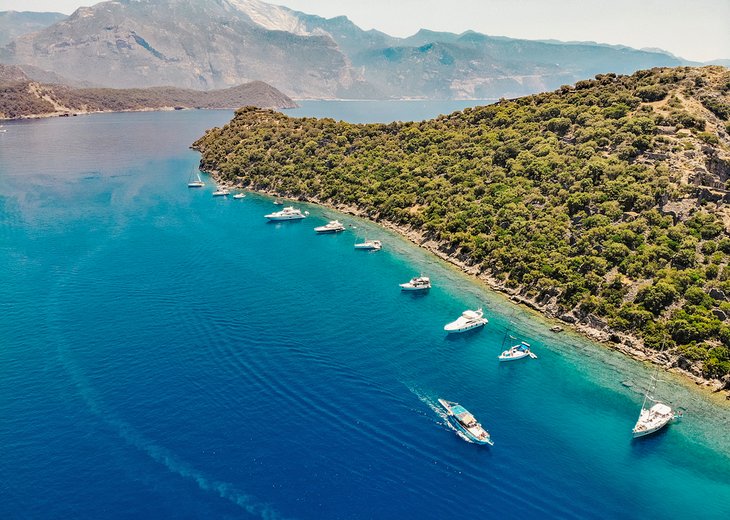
[0, 64, 296, 120]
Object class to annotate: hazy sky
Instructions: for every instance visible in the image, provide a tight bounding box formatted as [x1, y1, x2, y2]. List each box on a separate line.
[1, 0, 728, 62]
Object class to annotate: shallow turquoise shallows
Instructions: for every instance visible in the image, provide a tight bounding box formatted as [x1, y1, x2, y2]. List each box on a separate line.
[1, 105, 729, 520]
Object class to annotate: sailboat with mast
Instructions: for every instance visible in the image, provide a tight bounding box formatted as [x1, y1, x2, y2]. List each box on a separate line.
[497, 323, 537, 361]
[187, 169, 205, 188]
[632, 368, 682, 438]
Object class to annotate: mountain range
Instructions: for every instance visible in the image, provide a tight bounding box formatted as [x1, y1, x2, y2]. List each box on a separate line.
[0, 0, 703, 99]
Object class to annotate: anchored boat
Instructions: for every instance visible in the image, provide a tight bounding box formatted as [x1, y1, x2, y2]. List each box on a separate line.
[212, 187, 230, 197]
[498, 325, 537, 361]
[187, 169, 205, 188]
[354, 239, 382, 250]
[265, 206, 308, 221]
[498, 341, 536, 361]
[443, 308, 487, 333]
[314, 220, 346, 233]
[632, 374, 682, 438]
[438, 399, 493, 445]
[399, 276, 431, 291]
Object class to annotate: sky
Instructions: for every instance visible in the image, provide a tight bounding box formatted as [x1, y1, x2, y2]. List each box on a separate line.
[1, 0, 728, 62]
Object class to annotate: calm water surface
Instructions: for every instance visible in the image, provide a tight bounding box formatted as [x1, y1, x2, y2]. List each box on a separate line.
[1, 105, 729, 519]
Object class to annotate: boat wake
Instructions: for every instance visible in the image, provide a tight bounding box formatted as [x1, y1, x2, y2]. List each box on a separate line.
[46, 236, 284, 520]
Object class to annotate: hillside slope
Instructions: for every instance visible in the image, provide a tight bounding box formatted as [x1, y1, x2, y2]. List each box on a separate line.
[0, 11, 66, 46]
[194, 66, 730, 385]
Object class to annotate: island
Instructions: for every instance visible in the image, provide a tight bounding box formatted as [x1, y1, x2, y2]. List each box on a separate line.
[193, 66, 730, 392]
[0, 64, 296, 120]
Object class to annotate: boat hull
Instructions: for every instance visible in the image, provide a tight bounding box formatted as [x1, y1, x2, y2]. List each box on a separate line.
[187, 182, 204, 188]
[444, 321, 486, 333]
[399, 284, 430, 291]
[498, 351, 530, 361]
[266, 215, 305, 221]
[632, 419, 672, 438]
[315, 228, 345, 233]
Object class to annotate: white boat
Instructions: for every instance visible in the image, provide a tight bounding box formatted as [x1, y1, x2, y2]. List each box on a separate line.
[273, 200, 284, 205]
[399, 276, 431, 291]
[187, 169, 205, 188]
[443, 308, 487, 333]
[632, 374, 682, 438]
[438, 399, 493, 446]
[212, 187, 230, 197]
[498, 341, 536, 361]
[265, 206, 307, 220]
[354, 239, 382, 250]
[314, 220, 346, 233]
[233, 193, 246, 199]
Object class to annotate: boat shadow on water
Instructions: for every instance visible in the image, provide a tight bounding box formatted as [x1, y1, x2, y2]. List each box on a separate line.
[443, 326, 484, 341]
[401, 290, 430, 299]
[266, 219, 304, 225]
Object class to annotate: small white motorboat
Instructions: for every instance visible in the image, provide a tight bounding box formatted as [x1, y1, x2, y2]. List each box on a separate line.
[399, 276, 431, 291]
[354, 239, 382, 250]
[314, 220, 346, 233]
[233, 193, 246, 199]
[444, 308, 487, 333]
[212, 187, 230, 197]
[265, 206, 307, 220]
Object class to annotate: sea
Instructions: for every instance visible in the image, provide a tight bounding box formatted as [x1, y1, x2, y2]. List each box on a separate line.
[1, 101, 729, 519]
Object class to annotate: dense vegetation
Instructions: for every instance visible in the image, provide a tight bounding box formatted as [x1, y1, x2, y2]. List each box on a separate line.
[0, 71, 295, 119]
[195, 66, 730, 379]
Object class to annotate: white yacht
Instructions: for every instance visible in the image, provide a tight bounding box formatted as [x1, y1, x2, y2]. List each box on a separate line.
[187, 169, 205, 188]
[444, 308, 487, 333]
[399, 276, 431, 291]
[314, 220, 346, 233]
[354, 239, 382, 250]
[212, 187, 230, 197]
[632, 374, 682, 438]
[233, 193, 246, 199]
[265, 206, 307, 221]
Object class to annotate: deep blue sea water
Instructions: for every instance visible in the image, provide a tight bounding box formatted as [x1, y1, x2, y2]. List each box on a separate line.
[1, 105, 729, 519]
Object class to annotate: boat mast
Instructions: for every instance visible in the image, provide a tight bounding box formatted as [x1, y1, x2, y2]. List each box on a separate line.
[501, 321, 512, 350]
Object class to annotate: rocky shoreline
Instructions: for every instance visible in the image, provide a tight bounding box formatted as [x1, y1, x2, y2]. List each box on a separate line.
[205, 170, 730, 398]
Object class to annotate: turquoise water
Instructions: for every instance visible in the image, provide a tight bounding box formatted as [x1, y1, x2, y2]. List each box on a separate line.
[1, 107, 729, 519]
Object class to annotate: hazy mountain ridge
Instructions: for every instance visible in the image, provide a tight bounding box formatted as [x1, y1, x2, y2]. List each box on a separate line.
[0, 0, 712, 99]
[0, 11, 67, 46]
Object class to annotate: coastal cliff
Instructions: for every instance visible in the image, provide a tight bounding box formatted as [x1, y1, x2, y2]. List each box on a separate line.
[193, 66, 730, 392]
